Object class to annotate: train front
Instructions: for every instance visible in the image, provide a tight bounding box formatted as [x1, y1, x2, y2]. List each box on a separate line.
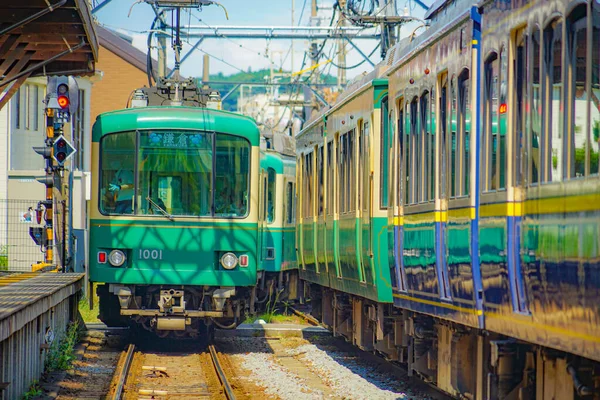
[89, 106, 260, 336]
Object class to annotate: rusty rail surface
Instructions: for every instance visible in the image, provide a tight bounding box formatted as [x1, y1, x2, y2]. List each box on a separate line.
[112, 343, 135, 400]
[208, 343, 236, 400]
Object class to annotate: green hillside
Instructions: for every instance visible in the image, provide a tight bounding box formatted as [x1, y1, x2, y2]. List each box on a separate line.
[201, 68, 337, 111]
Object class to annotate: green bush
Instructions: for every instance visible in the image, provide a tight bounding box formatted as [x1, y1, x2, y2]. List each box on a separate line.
[44, 321, 80, 372]
[21, 380, 42, 400]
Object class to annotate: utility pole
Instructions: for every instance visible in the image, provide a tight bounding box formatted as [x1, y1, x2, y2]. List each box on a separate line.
[337, 0, 347, 88]
[157, 17, 168, 78]
[291, 0, 294, 74]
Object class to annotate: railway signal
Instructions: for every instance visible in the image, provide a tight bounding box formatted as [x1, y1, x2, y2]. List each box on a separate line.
[52, 135, 76, 167]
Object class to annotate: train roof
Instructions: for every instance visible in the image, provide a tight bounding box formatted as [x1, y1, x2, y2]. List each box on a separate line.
[92, 106, 260, 146]
[261, 149, 295, 174]
[299, 65, 389, 135]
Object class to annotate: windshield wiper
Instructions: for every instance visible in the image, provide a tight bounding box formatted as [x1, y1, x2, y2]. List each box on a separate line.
[146, 197, 174, 221]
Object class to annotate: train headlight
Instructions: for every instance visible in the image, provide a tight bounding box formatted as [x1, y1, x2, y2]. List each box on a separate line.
[220, 252, 238, 270]
[108, 249, 126, 267]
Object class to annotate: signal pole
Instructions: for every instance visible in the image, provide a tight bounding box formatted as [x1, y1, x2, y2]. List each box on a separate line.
[337, 0, 347, 88]
[31, 77, 77, 272]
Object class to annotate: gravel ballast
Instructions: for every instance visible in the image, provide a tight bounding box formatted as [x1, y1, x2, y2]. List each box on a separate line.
[287, 344, 411, 399]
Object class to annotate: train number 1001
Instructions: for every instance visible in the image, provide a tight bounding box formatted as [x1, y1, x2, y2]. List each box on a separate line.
[139, 249, 163, 260]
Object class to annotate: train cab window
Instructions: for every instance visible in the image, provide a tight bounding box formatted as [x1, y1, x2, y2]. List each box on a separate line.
[381, 96, 390, 208]
[458, 69, 470, 196]
[99, 131, 136, 215]
[544, 19, 564, 182]
[214, 134, 250, 217]
[484, 53, 499, 191]
[266, 168, 276, 223]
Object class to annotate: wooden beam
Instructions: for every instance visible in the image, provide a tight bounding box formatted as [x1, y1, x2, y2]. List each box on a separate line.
[14, 23, 85, 35]
[0, 34, 19, 60]
[0, 42, 27, 76]
[2, 50, 35, 82]
[0, 33, 84, 45]
[0, 9, 82, 25]
[0, 72, 31, 109]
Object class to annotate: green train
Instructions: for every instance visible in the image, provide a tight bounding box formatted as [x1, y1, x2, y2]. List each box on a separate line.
[89, 96, 296, 336]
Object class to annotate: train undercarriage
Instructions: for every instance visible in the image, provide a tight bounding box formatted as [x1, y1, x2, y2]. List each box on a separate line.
[96, 271, 300, 338]
[307, 284, 600, 400]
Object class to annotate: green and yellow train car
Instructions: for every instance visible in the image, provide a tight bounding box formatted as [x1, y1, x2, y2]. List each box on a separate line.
[296, 67, 396, 351]
[89, 106, 262, 336]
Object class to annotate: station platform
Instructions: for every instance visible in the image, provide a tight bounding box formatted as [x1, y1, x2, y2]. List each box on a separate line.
[0, 273, 84, 399]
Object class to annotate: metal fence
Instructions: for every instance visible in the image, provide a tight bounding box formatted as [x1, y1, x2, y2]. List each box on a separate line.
[0, 199, 50, 271]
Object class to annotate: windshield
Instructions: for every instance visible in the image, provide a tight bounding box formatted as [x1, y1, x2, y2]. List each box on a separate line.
[100, 130, 250, 218]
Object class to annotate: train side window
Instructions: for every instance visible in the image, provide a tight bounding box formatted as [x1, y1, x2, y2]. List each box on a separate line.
[286, 182, 294, 223]
[450, 77, 457, 198]
[318, 146, 324, 216]
[266, 167, 276, 224]
[339, 134, 346, 214]
[397, 98, 404, 206]
[484, 53, 499, 191]
[499, 47, 507, 189]
[380, 96, 390, 208]
[592, 1, 600, 175]
[305, 152, 313, 218]
[544, 19, 564, 182]
[530, 31, 542, 185]
[327, 141, 333, 215]
[409, 97, 419, 204]
[419, 92, 428, 202]
[348, 129, 356, 212]
[439, 76, 448, 199]
[405, 100, 411, 205]
[568, 6, 589, 178]
[362, 122, 370, 212]
[458, 69, 470, 197]
[430, 88, 436, 200]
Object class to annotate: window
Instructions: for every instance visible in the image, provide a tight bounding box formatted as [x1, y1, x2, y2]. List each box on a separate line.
[592, 2, 600, 175]
[304, 152, 314, 217]
[439, 77, 448, 198]
[544, 19, 564, 182]
[530, 31, 542, 184]
[339, 135, 346, 213]
[450, 77, 458, 197]
[499, 47, 508, 188]
[15, 88, 21, 129]
[100, 130, 250, 218]
[327, 142, 333, 215]
[362, 122, 370, 212]
[347, 129, 356, 212]
[380, 96, 390, 208]
[72, 89, 85, 171]
[318, 146, 324, 216]
[458, 69, 470, 196]
[420, 91, 431, 202]
[569, 6, 590, 178]
[484, 53, 499, 191]
[286, 182, 294, 223]
[409, 97, 419, 204]
[430, 89, 435, 200]
[266, 168, 276, 223]
[397, 98, 405, 205]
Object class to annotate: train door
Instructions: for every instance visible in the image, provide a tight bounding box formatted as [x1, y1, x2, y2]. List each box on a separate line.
[392, 97, 407, 291]
[316, 145, 325, 274]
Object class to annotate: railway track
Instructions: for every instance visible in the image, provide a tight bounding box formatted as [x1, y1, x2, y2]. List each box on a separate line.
[110, 341, 236, 400]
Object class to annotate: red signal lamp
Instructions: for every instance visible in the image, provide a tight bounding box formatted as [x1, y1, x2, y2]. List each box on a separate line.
[499, 103, 507, 114]
[57, 95, 69, 109]
[98, 251, 107, 264]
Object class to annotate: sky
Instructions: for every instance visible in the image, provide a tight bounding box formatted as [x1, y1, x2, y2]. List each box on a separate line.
[93, 0, 428, 80]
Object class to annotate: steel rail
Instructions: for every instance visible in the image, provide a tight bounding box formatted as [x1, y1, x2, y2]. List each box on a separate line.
[288, 305, 320, 326]
[112, 344, 135, 400]
[208, 344, 236, 400]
